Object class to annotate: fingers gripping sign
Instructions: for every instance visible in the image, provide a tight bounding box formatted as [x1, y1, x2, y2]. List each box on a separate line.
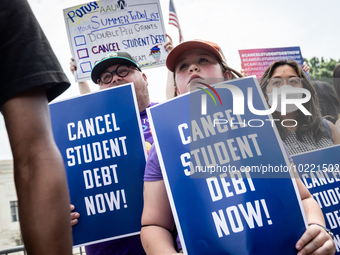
[70, 57, 77, 75]
[295, 224, 335, 255]
[70, 204, 80, 226]
[165, 34, 174, 52]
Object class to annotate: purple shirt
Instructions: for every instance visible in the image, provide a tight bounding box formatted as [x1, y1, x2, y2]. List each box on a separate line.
[85, 103, 156, 255]
[143, 141, 293, 251]
[143, 144, 162, 181]
[140, 103, 156, 154]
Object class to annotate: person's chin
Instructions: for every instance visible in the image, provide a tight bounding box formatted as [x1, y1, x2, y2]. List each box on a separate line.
[205, 77, 225, 85]
[190, 78, 224, 88]
[189, 81, 205, 91]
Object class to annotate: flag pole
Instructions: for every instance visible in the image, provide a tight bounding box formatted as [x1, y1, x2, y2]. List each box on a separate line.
[169, 0, 184, 43]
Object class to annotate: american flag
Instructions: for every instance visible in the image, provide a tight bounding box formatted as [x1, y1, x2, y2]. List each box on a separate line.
[169, 0, 183, 43]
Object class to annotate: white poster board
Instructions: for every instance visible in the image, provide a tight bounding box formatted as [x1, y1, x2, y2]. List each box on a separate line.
[63, 0, 167, 82]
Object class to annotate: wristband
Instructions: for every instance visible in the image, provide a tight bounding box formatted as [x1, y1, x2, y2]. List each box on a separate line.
[308, 223, 334, 240]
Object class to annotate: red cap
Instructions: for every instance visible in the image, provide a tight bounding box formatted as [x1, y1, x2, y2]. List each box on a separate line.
[166, 40, 225, 72]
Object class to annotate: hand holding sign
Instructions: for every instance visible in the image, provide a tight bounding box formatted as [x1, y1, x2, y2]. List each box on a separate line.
[164, 34, 174, 52]
[50, 84, 147, 247]
[70, 204, 80, 226]
[296, 224, 335, 255]
[292, 146, 340, 254]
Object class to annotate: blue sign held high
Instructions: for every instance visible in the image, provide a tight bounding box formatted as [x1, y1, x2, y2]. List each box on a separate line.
[50, 84, 146, 247]
[147, 77, 308, 254]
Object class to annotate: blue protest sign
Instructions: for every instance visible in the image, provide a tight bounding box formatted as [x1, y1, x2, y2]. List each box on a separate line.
[292, 145, 340, 253]
[147, 77, 307, 254]
[49, 84, 146, 247]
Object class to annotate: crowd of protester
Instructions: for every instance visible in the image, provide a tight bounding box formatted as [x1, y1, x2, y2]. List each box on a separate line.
[2, 1, 340, 254]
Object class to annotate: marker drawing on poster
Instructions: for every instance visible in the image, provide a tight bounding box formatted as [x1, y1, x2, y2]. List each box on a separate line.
[63, 0, 168, 82]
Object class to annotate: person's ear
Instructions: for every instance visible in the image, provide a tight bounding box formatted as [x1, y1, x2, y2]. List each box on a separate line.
[223, 71, 232, 80]
[142, 73, 148, 86]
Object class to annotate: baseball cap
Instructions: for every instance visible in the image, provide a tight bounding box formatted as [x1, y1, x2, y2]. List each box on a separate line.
[166, 39, 227, 72]
[91, 52, 141, 84]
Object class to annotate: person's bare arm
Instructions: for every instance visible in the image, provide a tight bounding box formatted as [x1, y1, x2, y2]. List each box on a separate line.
[141, 180, 179, 254]
[295, 177, 335, 255]
[2, 86, 72, 255]
[335, 119, 340, 133]
[327, 120, 340, 144]
[164, 35, 176, 99]
[70, 57, 91, 94]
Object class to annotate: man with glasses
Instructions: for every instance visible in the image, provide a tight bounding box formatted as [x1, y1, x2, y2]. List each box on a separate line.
[71, 51, 155, 255]
[91, 52, 152, 113]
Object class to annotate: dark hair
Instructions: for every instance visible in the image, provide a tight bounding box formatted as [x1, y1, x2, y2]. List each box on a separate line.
[260, 60, 326, 142]
[311, 80, 340, 124]
[333, 64, 340, 102]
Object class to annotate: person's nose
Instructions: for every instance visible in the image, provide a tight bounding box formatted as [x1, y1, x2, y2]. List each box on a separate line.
[109, 73, 123, 86]
[189, 63, 200, 73]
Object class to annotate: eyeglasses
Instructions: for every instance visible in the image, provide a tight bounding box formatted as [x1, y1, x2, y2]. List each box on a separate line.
[99, 65, 135, 84]
[268, 77, 302, 87]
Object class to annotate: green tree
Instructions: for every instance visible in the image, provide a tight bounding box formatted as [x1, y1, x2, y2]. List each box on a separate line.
[303, 57, 340, 84]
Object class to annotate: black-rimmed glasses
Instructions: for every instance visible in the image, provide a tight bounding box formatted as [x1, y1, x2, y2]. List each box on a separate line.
[99, 65, 134, 84]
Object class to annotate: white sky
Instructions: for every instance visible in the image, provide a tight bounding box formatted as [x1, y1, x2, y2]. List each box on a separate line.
[1, 0, 340, 160]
